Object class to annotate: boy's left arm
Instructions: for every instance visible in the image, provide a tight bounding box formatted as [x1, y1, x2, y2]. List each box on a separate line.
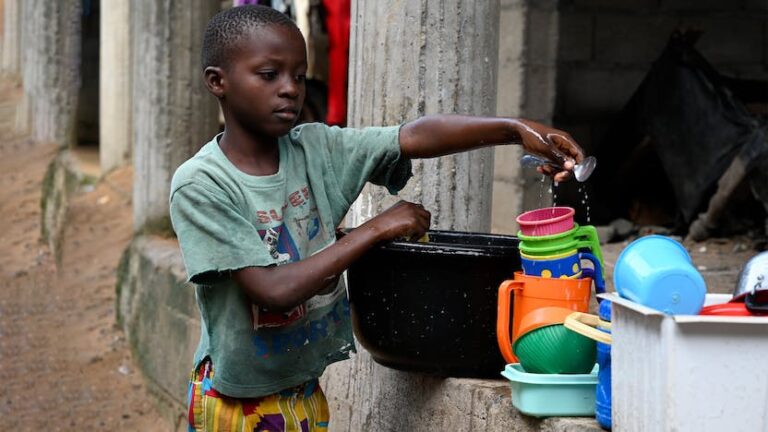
[398, 115, 584, 182]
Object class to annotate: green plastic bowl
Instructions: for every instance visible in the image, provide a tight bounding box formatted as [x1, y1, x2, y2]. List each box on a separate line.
[513, 324, 596, 374]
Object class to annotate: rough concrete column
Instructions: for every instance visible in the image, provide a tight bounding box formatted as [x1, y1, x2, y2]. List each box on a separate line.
[1, 0, 21, 77]
[344, 0, 499, 232]
[131, 0, 219, 231]
[99, 1, 132, 173]
[21, 0, 81, 146]
[324, 1, 501, 430]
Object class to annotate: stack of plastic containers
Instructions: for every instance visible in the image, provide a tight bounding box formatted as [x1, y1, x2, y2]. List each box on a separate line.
[497, 207, 605, 417]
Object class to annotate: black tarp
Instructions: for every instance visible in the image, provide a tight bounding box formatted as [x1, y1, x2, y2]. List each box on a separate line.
[591, 31, 768, 227]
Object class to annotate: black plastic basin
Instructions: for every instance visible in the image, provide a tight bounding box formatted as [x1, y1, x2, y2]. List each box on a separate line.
[347, 230, 520, 378]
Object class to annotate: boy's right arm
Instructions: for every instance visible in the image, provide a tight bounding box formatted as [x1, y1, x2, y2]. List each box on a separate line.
[232, 201, 430, 312]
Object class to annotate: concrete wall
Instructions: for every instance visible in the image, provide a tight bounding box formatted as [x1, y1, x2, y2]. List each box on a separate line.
[117, 236, 199, 428]
[492, 0, 560, 234]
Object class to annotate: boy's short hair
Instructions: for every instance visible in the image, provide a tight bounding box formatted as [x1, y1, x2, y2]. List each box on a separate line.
[201, 5, 298, 70]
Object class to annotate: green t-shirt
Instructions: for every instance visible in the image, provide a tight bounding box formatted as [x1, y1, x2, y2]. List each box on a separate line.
[169, 123, 411, 397]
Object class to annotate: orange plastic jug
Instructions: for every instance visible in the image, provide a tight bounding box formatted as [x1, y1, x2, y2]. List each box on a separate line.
[496, 272, 592, 364]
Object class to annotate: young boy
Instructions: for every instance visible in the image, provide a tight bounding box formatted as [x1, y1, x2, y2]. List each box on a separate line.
[171, 5, 584, 431]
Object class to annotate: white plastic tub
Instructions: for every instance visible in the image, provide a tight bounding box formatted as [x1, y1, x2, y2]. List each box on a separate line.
[603, 293, 768, 432]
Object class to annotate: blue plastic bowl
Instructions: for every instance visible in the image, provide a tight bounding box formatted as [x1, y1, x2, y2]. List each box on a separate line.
[614, 235, 706, 315]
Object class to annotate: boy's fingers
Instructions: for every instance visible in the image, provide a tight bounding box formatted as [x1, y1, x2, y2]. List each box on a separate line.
[554, 170, 572, 182]
[551, 134, 584, 164]
[539, 164, 557, 177]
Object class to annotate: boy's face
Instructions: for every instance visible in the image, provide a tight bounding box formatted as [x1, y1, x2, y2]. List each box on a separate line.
[221, 25, 308, 138]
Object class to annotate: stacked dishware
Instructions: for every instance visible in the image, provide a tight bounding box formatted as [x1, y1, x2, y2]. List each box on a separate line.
[497, 206, 606, 417]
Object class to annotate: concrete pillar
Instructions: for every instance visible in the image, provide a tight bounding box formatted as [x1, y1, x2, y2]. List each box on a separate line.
[131, 0, 220, 231]
[1, 0, 21, 77]
[21, 0, 82, 146]
[99, 1, 132, 172]
[324, 1, 500, 430]
[344, 0, 499, 232]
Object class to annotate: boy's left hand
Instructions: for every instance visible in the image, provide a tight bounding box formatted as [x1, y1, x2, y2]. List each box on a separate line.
[513, 119, 585, 182]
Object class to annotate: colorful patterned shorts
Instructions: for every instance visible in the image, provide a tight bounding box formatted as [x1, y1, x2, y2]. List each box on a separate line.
[187, 361, 330, 432]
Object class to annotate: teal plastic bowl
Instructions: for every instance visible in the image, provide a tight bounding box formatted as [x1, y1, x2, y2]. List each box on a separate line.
[501, 363, 598, 417]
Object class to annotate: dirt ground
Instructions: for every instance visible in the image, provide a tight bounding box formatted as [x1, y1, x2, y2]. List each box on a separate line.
[0, 77, 762, 431]
[0, 81, 168, 430]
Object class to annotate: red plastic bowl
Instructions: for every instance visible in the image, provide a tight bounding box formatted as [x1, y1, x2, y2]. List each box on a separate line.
[699, 302, 753, 316]
[516, 207, 575, 237]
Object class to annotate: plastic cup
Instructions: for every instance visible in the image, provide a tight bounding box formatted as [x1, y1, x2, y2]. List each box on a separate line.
[520, 250, 604, 294]
[518, 224, 604, 267]
[516, 207, 575, 237]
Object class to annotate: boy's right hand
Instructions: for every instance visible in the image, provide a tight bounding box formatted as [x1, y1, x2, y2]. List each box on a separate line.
[364, 201, 431, 242]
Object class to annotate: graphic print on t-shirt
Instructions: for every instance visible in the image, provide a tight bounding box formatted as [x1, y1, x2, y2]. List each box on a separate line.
[258, 224, 300, 265]
[252, 224, 303, 329]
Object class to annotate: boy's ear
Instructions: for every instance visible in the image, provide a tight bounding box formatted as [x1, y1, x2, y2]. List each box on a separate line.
[204, 66, 226, 99]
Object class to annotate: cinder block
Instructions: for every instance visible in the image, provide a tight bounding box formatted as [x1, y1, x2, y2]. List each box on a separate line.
[493, 145, 524, 183]
[559, 66, 646, 119]
[570, 0, 658, 11]
[500, 0, 526, 10]
[523, 65, 558, 121]
[497, 61, 524, 116]
[492, 179, 523, 235]
[527, 7, 559, 66]
[595, 14, 678, 65]
[660, 0, 737, 12]
[529, 0, 559, 12]
[559, 13, 594, 62]
[498, 6, 527, 67]
[687, 15, 764, 65]
[744, 0, 768, 12]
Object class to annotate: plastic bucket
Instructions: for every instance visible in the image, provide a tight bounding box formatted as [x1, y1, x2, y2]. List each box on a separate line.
[614, 235, 706, 315]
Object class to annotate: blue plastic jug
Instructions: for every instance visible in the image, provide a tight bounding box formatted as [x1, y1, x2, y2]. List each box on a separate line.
[595, 299, 612, 430]
[564, 305, 613, 429]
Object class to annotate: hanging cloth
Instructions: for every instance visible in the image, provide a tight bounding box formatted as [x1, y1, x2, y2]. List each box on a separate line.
[322, 0, 351, 126]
